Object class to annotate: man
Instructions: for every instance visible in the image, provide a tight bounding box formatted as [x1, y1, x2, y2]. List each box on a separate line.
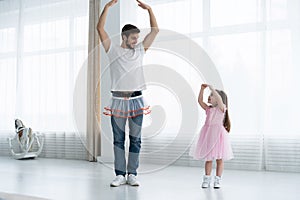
[97, 0, 159, 187]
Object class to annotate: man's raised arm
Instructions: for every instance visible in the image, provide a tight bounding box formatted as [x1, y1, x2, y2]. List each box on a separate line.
[97, 0, 118, 52]
[137, 0, 159, 52]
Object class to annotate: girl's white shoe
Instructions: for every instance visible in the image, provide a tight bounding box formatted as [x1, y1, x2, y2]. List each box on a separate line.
[202, 175, 211, 188]
[214, 176, 221, 189]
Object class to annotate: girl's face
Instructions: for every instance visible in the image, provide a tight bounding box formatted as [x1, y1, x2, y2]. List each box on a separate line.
[208, 93, 217, 105]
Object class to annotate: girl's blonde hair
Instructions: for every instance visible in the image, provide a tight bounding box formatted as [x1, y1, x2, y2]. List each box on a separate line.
[216, 90, 231, 132]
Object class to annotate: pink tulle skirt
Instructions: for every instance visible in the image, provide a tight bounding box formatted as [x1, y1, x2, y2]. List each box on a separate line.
[189, 124, 234, 161]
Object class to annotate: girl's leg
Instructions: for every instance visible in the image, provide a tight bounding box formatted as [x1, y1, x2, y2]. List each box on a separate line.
[205, 161, 213, 175]
[214, 159, 223, 189]
[216, 159, 223, 177]
[202, 161, 213, 188]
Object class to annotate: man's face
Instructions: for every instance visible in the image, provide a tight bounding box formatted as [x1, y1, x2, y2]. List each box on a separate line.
[124, 33, 139, 49]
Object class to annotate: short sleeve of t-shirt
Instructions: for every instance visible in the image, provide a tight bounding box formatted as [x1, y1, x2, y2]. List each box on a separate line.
[106, 43, 118, 61]
[136, 42, 146, 55]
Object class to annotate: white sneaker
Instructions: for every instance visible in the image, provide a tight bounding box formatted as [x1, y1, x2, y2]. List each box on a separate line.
[127, 174, 140, 186]
[202, 175, 211, 188]
[110, 175, 126, 187]
[214, 176, 221, 189]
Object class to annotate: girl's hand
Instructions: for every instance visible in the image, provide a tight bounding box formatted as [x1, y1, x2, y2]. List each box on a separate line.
[136, 0, 151, 10]
[201, 84, 208, 90]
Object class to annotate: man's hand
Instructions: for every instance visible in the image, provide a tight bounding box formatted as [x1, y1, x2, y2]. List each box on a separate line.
[136, 0, 151, 10]
[106, 0, 118, 8]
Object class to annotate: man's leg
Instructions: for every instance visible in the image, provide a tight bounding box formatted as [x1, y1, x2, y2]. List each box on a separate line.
[127, 114, 143, 175]
[111, 116, 127, 176]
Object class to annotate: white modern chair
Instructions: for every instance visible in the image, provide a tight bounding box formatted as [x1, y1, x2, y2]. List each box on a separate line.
[7, 119, 44, 159]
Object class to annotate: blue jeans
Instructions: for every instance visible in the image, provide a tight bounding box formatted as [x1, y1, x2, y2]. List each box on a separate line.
[111, 115, 143, 176]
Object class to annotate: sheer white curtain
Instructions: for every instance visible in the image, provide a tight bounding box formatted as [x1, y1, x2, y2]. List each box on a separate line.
[0, 0, 89, 132]
[132, 0, 300, 137]
[119, 0, 300, 171]
[0, 0, 19, 131]
[121, 0, 300, 134]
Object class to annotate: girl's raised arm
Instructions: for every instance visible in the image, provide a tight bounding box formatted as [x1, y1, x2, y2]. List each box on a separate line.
[198, 84, 209, 110]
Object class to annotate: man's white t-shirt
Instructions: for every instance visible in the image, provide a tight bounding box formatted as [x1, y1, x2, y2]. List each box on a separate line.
[107, 42, 146, 91]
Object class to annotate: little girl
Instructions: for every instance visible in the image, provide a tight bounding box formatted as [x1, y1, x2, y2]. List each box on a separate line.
[190, 84, 233, 189]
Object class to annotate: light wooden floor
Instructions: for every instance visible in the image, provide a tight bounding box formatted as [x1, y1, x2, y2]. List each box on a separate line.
[0, 156, 299, 200]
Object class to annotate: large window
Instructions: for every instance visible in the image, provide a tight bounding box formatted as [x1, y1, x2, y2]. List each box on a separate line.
[120, 0, 300, 136]
[0, 0, 89, 132]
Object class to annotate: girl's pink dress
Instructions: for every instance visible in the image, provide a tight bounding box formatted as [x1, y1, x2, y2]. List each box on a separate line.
[190, 106, 234, 161]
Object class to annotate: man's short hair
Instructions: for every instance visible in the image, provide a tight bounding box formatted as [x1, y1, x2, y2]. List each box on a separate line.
[121, 24, 140, 38]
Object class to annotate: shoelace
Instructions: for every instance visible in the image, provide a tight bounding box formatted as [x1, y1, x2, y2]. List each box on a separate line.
[203, 177, 210, 182]
[115, 176, 124, 181]
[129, 175, 136, 181]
